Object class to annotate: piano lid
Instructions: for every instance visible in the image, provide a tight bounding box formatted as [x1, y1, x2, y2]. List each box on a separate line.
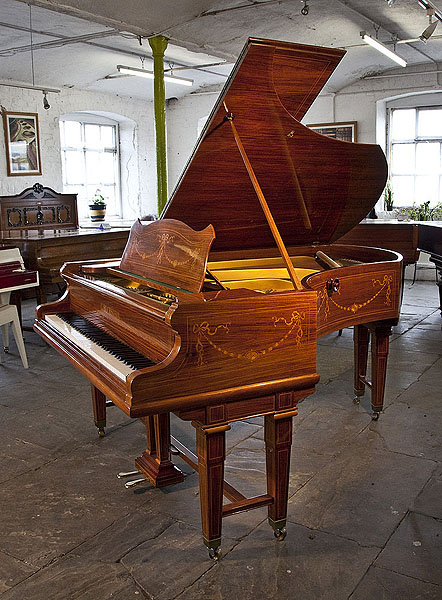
[163, 38, 388, 252]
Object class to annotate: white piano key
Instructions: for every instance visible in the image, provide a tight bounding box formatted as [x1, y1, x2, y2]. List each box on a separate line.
[45, 314, 134, 381]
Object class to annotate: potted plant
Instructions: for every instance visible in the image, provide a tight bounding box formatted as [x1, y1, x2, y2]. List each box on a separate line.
[89, 190, 107, 222]
[383, 182, 394, 211]
[409, 200, 432, 221]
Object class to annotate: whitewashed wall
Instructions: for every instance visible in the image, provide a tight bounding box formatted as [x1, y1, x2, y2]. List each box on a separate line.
[0, 86, 158, 218]
[166, 92, 220, 195]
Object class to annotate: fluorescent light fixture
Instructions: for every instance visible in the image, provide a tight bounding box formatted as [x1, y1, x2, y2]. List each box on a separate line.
[117, 65, 193, 86]
[361, 32, 407, 67]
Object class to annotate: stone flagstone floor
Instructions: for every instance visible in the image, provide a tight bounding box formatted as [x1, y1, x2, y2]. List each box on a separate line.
[0, 281, 440, 599]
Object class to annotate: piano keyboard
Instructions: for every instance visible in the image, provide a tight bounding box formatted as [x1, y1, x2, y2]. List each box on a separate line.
[45, 313, 155, 381]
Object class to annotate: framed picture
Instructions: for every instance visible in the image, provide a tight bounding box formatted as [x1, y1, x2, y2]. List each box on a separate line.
[307, 121, 357, 143]
[2, 111, 42, 176]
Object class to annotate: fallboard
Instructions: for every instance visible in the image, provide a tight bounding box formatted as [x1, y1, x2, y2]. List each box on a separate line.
[66, 277, 177, 363]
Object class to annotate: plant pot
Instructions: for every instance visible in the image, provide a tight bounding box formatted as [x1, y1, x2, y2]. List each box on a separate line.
[89, 203, 106, 222]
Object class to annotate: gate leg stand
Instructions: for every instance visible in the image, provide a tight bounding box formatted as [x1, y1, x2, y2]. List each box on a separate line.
[194, 422, 230, 560]
[265, 412, 294, 540]
[353, 324, 370, 405]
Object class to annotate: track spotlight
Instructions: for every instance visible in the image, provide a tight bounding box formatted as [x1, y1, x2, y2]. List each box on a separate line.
[419, 7, 438, 42]
[42, 91, 50, 109]
[420, 20, 438, 41]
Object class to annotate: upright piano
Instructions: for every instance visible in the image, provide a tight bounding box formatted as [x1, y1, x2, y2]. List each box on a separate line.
[34, 38, 402, 559]
[0, 184, 129, 304]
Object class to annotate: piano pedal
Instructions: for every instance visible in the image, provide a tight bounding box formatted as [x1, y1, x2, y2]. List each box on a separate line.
[117, 470, 147, 489]
[124, 477, 146, 489]
[117, 470, 140, 479]
[105, 399, 114, 408]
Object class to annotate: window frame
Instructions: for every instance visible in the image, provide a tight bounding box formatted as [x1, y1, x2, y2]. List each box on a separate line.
[389, 106, 442, 208]
[60, 114, 122, 219]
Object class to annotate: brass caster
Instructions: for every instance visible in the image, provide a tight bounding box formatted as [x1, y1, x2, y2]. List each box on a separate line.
[353, 396, 360, 405]
[208, 547, 222, 561]
[274, 527, 287, 541]
[372, 412, 380, 421]
[98, 428, 105, 437]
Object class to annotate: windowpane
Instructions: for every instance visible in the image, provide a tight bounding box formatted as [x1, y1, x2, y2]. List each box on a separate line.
[418, 109, 442, 137]
[416, 142, 440, 174]
[103, 187, 117, 215]
[391, 109, 415, 140]
[390, 176, 414, 206]
[101, 126, 114, 147]
[63, 121, 82, 148]
[415, 175, 438, 204]
[85, 151, 102, 183]
[64, 150, 85, 185]
[391, 143, 415, 174]
[99, 153, 116, 184]
[85, 124, 102, 149]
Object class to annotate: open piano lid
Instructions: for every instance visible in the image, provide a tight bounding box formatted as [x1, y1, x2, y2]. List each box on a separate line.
[163, 38, 388, 252]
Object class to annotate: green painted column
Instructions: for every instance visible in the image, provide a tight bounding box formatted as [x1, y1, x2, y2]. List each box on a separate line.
[148, 35, 168, 215]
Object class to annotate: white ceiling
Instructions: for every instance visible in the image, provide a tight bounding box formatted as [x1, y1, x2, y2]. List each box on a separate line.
[1, 0, 442, 101]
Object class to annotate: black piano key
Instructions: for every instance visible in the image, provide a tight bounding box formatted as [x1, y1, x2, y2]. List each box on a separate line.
[57, 313, 155, 371]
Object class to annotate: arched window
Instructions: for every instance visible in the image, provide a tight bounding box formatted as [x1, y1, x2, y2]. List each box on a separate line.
[60, 113, 121, 219]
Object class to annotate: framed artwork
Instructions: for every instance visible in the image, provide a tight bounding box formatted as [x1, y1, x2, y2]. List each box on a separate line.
[2, 111, 42, 176]
[307, 121, 357, 143]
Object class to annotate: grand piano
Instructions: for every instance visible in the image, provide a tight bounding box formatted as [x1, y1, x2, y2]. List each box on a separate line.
[34, 38, 402, 559]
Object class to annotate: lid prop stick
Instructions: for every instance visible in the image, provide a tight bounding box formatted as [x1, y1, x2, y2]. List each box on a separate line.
[223, 103, 303, 291]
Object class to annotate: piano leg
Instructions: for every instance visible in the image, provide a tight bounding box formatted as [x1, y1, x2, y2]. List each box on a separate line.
[194, 422, 230, 560]
[36, 285, 47, 306]
[353, 325, 370, 404]
[432, 259, 442, 323]
[135, 414, 184, 488]
[370, 325, 392, 420]
[91, 385, 106, 436]
[265, 412, 293, 541]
